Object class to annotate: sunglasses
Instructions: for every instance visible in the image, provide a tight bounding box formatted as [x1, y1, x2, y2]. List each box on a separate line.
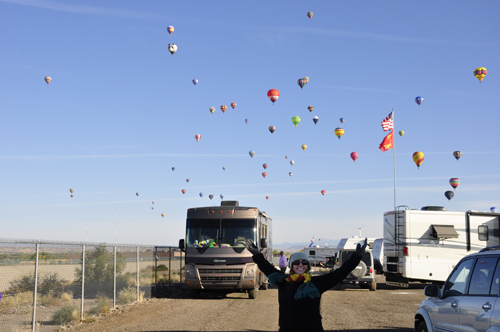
[292, 260, 309, 266]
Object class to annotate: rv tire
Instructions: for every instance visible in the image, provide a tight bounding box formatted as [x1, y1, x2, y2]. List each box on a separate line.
[190, 289, 200, 299]
[369, 281, 377, 291]
[248, 288, 257, 299]
[260, 282, 268, 290]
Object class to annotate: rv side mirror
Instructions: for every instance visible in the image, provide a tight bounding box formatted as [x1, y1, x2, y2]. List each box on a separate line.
[260, 238, 268, 249]
[179, 239, 185, 251]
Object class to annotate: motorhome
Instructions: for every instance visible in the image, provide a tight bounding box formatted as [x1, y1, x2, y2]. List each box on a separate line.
[383, 205, 500, 287]
[179, 201, 272, 299]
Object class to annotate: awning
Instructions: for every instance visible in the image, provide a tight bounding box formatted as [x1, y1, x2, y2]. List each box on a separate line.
[431, 225, 459, 239]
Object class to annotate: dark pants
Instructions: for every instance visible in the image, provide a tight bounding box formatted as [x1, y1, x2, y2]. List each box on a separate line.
[280, 267, 287, 273]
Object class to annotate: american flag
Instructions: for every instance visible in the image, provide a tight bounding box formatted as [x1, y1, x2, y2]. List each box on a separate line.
[381, 111, 394, 131]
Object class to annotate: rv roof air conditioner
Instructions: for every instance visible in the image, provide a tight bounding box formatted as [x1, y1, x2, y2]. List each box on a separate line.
[221, 200, 239, 206]
[421, 206, 446, 211]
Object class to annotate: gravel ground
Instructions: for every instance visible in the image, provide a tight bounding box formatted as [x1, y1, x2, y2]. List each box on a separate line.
[57, 276, 427, 332]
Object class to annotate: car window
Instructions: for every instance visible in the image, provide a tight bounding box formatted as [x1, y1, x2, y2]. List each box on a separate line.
[468, 257, 498, 296]
[443, 258, 474, 297]
[490, 258, 500, 296]
[341, 251, 371, 266]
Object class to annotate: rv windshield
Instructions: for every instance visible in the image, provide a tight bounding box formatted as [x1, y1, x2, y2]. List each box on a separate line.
[186, 218, 256, 248]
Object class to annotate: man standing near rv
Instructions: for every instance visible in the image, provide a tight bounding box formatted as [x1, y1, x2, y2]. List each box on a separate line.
[279, 251, 287, 273]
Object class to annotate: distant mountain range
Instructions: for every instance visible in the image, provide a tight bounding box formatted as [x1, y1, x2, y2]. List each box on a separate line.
[273, 238, 341, 251]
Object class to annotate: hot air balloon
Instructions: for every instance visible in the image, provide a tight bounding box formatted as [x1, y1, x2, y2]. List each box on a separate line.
[186, 179, 190, 183]
[222, 166, 226, 170]
[69, 188, 74, 194]
[192, 79, 198, 85]
[313, 116, 319, 125]
[334, 127, 344, 140]
[152, 201, 155, 204]
[263, 164, 268, 169]
[474, 67, 487, 82]
[249, 150, 255, 158]
[44, 76, 51, 84]
[445, 191, 454, 201]
[220, 105, 227, 113]
[70, 194, 74, 198]
[285, 155, 288, 159]
[304, 77, 309, 83]
[181, 189, 186, 194]
[449, 178, 460, 190]
[161, 213, 165, 218]
[350, 152, 358, 163]
[453, 151, 462, 161]
[491, 207, 497, 213]
[308, 105, 314, 112]
[209, 194, 214, 200]
[136, 192, 139, 196]
[291, 116, 301, 127]
[340, 118, 345, 124]
[220, 194, 224, 199]
[267, 89, 280, 104]
[195, 134, 201, 142]
[297, 78, 307, 89]
[168, 44, 177, 55]
[321, 190, 326, 195]
[209, 107, 215, 114]
[245, 119, 249, 124]
[290, 160, 294, 166]
[415, 96, 423, 106]
[269, 126, 276, 134]
[262, 172, 267, 178]
[307, 11, 313, 19]
[266, 196, 269, 200]
[301, 145, 307, 151]
[167, 26, 174, 35]
[399, 130, 405, 137]
[172, 167, 175, 171]
[151, 207, 154, 210]
[289, 172, 293, 177]
[412, 151, 425, 169]
[230, 102, 237, 109]
[199, 192, 203, 197]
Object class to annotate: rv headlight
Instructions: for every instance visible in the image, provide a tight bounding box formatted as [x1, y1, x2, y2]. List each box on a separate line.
[185, 265, 195, 276]
[246, 269, 254, 275]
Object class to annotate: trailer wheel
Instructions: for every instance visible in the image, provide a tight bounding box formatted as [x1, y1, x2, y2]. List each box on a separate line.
[248, 288, 258, 299]
[369, 281, 377, 291]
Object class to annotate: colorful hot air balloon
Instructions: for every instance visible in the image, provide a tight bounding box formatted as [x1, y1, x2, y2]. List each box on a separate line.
[307, 11, 313, 19]
[172, 167, 175, 171]
[290, 160, 294, 166]
[269, 126, 276, 134]
[186, 179, 190, 183]
[321, 190, 326, 195]
[199, 192, 203, 197]
[136, 192, 139, 196]
[412, 151, 425, 169]
[445, 191, 454, 201]
[245, 119, 249, 124]
[69, 188, 75, 194]
[308, 106, 314, 112]
[70, 194, 74, 198]
[208, 194, 214, 200]
[350, 152, 358, 163]
[222, 166, 226, 170]
[161, 213, 165, 218]
[152, 201, 155, 204]
[474, 67, 487, 82]
[181, 189, 186, 194]
[313, 116, 318, 125]
[192, 79, 198, 85]
[220, 105, 227, 113]
[334, 127, 344, 140]
[297, 78, 307, 89]
[453, 151, 462, 161]
[262, 172, 267, 178]
[291, 116, 301, 127]
[230, 102, 237, 109]
[285, 155, 288, 159]
[415, 96, 423, 106]
[449, 178, 460, 190]
[263, 164, 268, 169]
[220, 194, 224, 199]
[267, 89, 280, 104]
[168, 44, 177, 55]
[399, 130, 405, 137]
[249, 150, 255, 158]
[340, 118, 345, 124]
[167, 26, 174, 35]
[209, 107, 215, 114]
[44, 76, 51, 84]
[301, 145, 307, 151]
[491, 207, 497, 213]
[195, 134, 201, 142]
[289, 172, 293, 177]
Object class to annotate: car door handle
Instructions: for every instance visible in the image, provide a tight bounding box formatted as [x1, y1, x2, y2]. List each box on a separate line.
[482, 303, 492, 310]
[451, 301, 458, 309]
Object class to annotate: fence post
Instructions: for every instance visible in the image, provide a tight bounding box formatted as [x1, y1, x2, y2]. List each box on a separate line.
[81, 244, 85, 320]
[31, 243, 39, 332]
[168, 247, 172, 290]
[114, 246, 117, 309]
[180, 248, 182, 284]
[136, 246, 139, 302]
[154, 246, 158, 297]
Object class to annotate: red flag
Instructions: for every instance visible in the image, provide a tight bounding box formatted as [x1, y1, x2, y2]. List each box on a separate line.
[379, 131, 394, 151]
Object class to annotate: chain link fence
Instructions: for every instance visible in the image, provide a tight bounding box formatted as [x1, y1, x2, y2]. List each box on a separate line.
[0, 239, 183, 332]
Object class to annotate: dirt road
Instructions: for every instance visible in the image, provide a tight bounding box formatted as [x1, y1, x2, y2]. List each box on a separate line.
[60, 277, 426, 332]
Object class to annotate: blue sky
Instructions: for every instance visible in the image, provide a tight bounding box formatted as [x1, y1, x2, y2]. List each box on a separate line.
[1, 0, 499, 246]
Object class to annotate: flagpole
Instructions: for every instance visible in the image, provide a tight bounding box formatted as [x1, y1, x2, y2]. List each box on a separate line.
[392, 108, 396, 213]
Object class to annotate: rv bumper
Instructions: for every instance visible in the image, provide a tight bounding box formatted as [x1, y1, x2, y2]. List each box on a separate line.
[185, 263, 258, 290]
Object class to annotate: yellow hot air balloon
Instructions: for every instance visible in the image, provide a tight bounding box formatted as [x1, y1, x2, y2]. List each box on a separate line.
[399, 130, 405, 137]
[474, 67, 487, 83]
[412, 151, 425, 169]
[161, 213, 165, 218]
[334, 127, 344, 140]
[44, 76, 52, 84]
[301, 145, 307, 151]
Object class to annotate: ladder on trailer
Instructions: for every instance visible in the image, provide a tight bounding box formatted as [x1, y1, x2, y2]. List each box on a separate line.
[395, 205, 409, 273]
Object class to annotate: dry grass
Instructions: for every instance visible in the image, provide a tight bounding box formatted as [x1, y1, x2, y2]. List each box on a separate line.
[61, 291, 73, 303]
[0, 291, 33, 314]
[117, 286, 145, 305]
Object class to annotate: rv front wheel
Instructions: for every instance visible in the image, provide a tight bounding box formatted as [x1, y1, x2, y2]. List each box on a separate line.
[259, 282, 268, 290]
[248, 288, 257, 299]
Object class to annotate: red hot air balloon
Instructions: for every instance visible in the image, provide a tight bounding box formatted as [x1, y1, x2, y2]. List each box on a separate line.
[321, 190, 326, 195]
[350, 152, 359, 163]
[181, 189, 187, 194]
[263, 163, 268, 169]
[267, 89, 280, 104]
[220, 105, 227, 113]
[262, 172, 267, 178]
[230, 102, 237, 109]
[266, 196, 269, 200]
[195, 134, 201, 142]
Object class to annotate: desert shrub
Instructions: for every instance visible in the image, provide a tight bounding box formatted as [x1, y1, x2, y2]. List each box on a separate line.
[117, 286, 144, 304]
[74, 244, 126, 283]
[51, 305, 78, 325]
[0, 291, 33, 314]
[39, 291, 63, 307]
[61, 291, 73, 303]
[157, 264, 168, 271]
[87, 295, 110, 316]
[8, 272, 66, 296]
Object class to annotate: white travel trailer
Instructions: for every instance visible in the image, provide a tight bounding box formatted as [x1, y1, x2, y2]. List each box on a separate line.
[304, 238, 380, 267]
[383, 205, 500, 287]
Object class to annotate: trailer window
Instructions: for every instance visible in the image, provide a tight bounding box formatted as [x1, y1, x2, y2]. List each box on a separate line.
[478, 225, 488, 241]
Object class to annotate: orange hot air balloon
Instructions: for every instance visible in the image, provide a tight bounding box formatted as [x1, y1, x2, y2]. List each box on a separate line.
[220, 105, 227, 113]
[321, 190, 326, 195]
[308, 105, 314, 112]
[195, 134, 201, 142]
[230, 102, 237, 109]
[412, 151, 425, 169]
[266, 196, 269, 200]
[267, 89, 280, 104]
[262, 172, 267, 178]
[181, 189, 187, 194]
